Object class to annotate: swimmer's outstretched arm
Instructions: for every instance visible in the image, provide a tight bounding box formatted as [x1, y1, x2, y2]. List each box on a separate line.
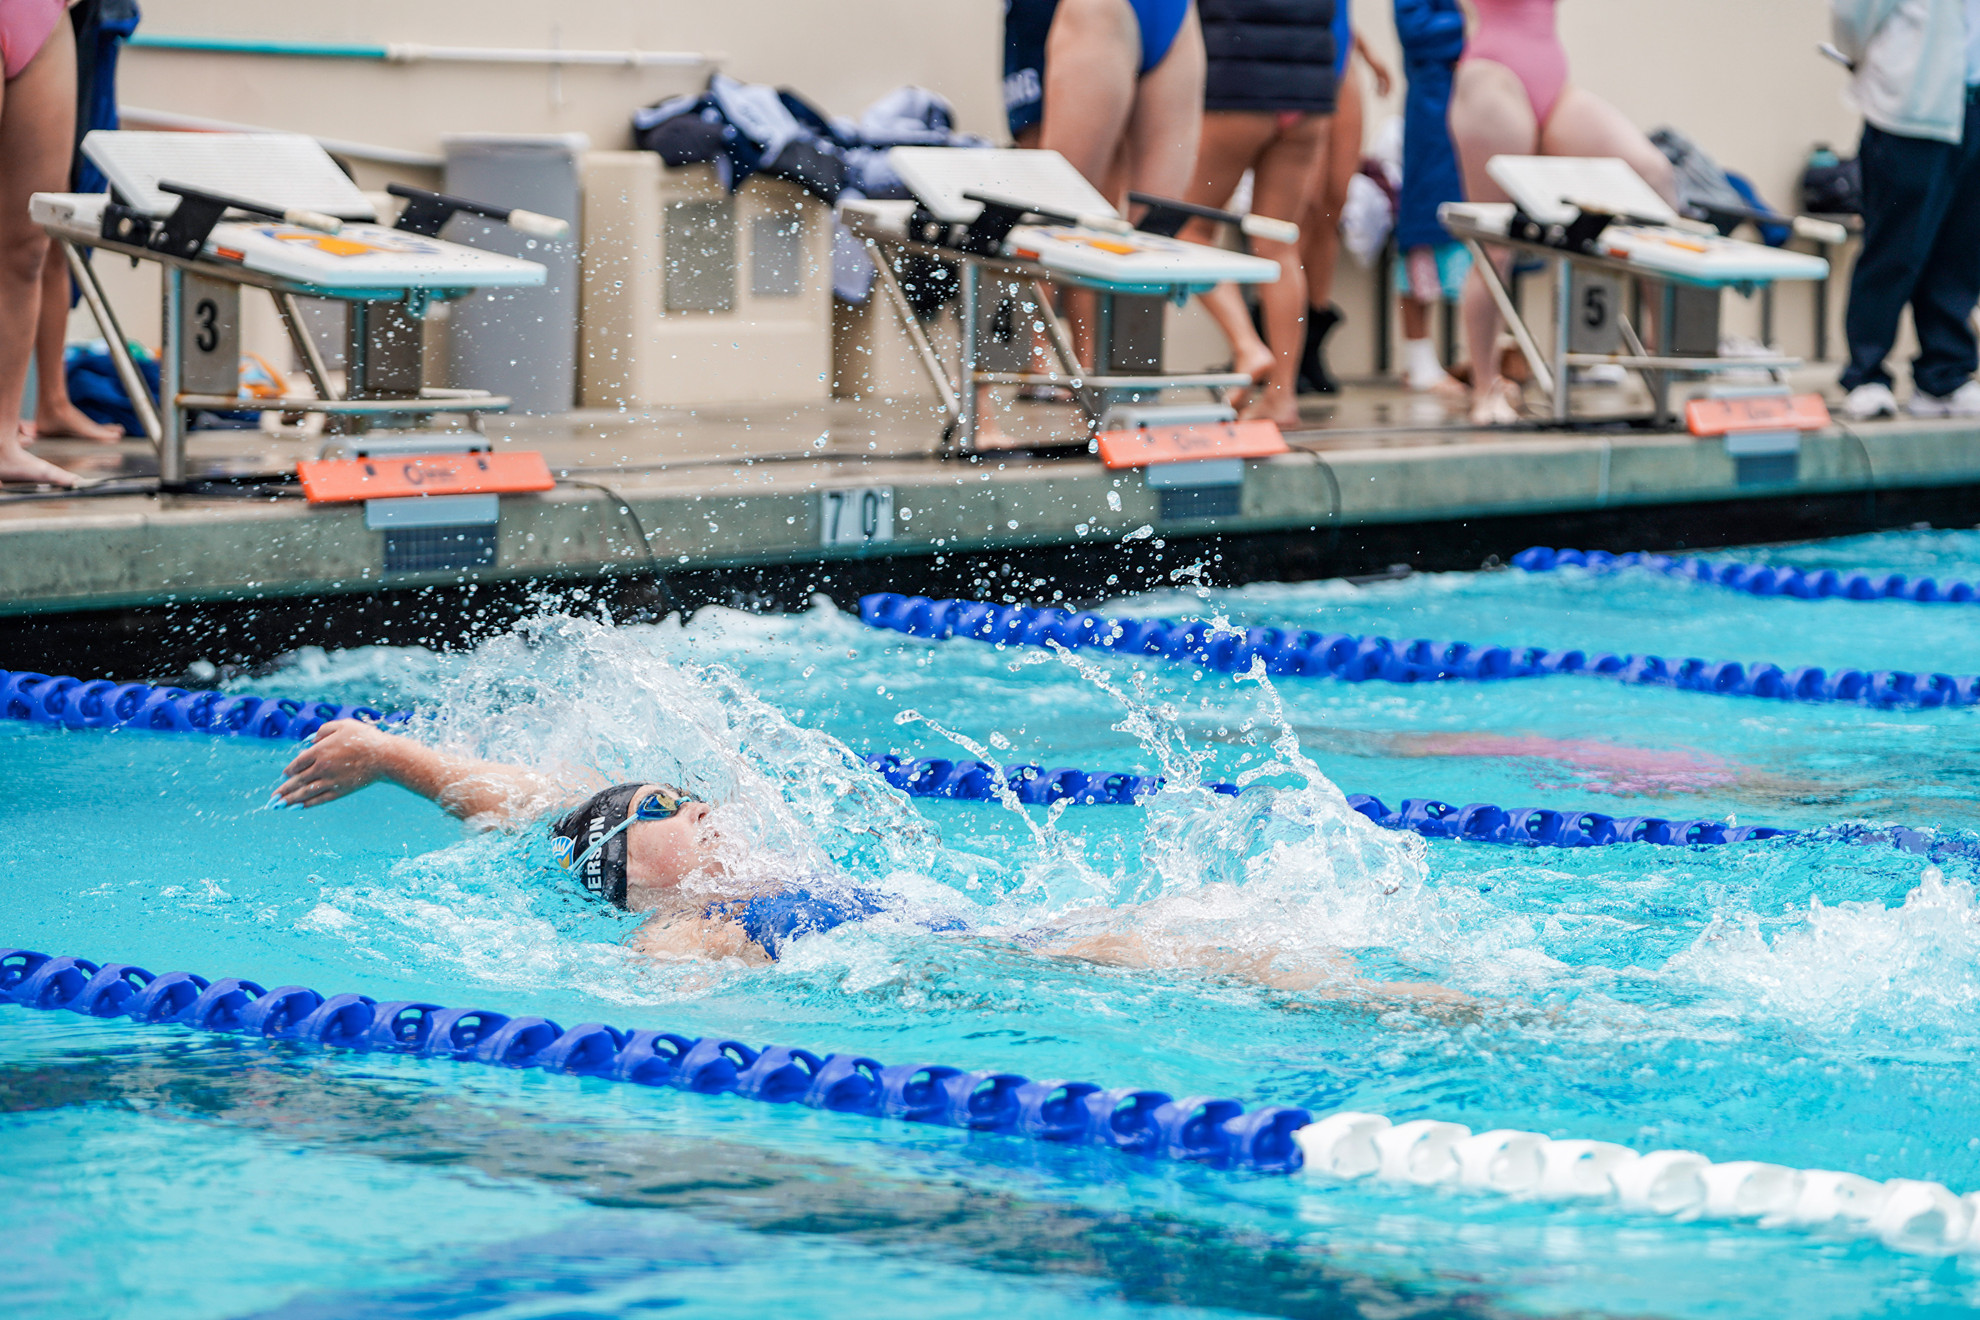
[1038, 930, 1474, 1009]
[276, 719, 571, 827]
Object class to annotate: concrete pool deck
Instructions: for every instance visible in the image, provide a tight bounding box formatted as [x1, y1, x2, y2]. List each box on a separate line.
[7, 377, 1980, 673]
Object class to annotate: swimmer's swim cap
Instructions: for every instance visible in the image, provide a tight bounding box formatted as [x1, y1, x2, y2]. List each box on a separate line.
[550, 783, 646, 908]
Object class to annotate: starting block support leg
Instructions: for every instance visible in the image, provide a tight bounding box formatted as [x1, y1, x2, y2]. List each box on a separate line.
[958, 261, 981, 452]
[1030, 276, 1100, 432]
[61, 238, 160, 447]
[1030, 278, 1083, 381]
[159, 266, 186, 488]
[1465, 236, 1555, 401]
[864, 238, 958, 423]
[276, 291, 339, 404]
[1552, 256, 1573, 425]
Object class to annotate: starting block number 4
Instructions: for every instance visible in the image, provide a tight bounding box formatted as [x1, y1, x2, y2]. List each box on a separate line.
[820, 486, 894, 547]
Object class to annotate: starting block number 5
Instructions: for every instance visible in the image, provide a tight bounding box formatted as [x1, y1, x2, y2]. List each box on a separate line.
[820, 486, 894, 547]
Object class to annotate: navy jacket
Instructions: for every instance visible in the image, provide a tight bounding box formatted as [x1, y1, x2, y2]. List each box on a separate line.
[1200, 0, 1339, 115]
[1394, 0, 1466, 249]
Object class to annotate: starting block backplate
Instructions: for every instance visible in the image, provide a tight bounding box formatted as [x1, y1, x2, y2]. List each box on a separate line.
[83, 130, 379, 220]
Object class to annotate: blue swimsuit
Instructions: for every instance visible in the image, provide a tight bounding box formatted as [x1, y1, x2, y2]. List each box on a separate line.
[709, 888, 969, 959]
[710, 890, 886, 959]
[1131, 0, 1192, 73]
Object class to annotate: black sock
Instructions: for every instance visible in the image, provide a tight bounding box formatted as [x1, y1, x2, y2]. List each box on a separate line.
[1299, 304, 1343, 395]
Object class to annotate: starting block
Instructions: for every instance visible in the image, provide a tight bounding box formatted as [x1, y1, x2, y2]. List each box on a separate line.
[1439, 155, 1831, 427]
[839, 147, 1288, 455]
[31, 131, 565, 488]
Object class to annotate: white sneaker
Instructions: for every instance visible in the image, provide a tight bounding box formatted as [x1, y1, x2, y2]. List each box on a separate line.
[1842, 382, 1897, 420]
[1906, 379, 1980, 418]
[1567, 363, 1628, 387]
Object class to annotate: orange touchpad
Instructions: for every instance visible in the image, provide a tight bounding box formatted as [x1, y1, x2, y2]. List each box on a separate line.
[1095, 419, 1289, 469]
[297, 450, 555, 503]
[1685, 393, 1832, 436]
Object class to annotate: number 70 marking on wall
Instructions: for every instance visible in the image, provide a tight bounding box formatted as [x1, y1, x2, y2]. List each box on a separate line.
[819, 486, 895, 548]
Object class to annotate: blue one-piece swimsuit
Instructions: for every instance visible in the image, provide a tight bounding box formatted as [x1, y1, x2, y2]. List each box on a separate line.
[708, 889, 968, 959]
[710, 890, 884, 959]
[1130, 0, 1191, 73]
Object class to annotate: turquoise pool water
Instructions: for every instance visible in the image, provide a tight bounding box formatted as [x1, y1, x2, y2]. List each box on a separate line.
[10, 526, 1980, 1318]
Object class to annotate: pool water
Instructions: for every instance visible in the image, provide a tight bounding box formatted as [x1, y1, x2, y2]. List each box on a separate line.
[11, 525, 1980, 1318]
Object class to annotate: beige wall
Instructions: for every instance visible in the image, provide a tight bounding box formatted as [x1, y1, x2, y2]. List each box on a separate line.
[121, 0, 1007, 154]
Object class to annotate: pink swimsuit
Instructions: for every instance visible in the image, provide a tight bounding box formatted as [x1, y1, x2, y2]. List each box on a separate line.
[1463, 0, 1569, 127]
[0, 0, 65, 80]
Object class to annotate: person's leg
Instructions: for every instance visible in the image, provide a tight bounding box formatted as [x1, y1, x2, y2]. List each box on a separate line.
[1907, 97, 1980, 402]
[1447, 58, 1538, 424]
[1537, 86, 1678, 208]
[1536, 88, 1679, 358]
[1039, 0, 1140, 189]
[1301, 62, 1361, 314]
[1834, 123, 1955, 397]
[1397, 250, 1459, 392]
[1400, 291, 1431, 340]
[1182, 112, 1277, 394]
[0, 20, 81, 485]
[1232, 113, 1330, 424]
[1120, 0, 1204, 203]
[1039, 0, 1141, 370]
[30, 243, 123, 442]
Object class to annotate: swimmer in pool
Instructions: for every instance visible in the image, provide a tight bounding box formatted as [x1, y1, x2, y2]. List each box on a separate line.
[275, 718, 785, 963]
[277, 719, 1465, 1005]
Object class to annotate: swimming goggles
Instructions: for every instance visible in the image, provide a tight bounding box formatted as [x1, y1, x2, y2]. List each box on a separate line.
[562, 786, 703, 878]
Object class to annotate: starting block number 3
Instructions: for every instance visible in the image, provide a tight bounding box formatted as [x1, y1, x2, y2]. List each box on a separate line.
[177, 274, 242, 396]
[820, 486, 894, 547]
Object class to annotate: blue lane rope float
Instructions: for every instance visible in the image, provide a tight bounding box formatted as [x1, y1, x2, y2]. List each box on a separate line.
[0, 669, 1793, 850]
[856, 593, 1980, 710]
[857, 754, 1791, 848]
[9, 946, 1980, 1256]
[0, 669, 401, 740]
[0, 947, 1312, 1174]
[1513, 546, 1980, 605]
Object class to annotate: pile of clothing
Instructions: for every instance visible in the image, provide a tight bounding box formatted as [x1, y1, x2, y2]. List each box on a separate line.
[633, 77, 989, 301]
[634, 76, 986, 204]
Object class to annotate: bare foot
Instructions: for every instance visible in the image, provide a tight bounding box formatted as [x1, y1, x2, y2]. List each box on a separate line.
[1239, 387, 1302, 429]
[1468, 378, 1522, 427]
[31, 401, 124, 444]
[1228, 341, 1275, 410]
[1408, 368, 1468, 401]
[971, 414, 1017, 448]
[0, 431, 81, 487]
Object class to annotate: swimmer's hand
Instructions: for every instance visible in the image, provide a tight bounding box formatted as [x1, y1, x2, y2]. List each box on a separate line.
[276, 719, 402, 808]
[275, 718, 566, 826]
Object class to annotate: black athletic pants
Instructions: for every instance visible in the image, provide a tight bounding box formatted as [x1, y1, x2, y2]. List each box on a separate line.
[1841, 89, 1980, 398]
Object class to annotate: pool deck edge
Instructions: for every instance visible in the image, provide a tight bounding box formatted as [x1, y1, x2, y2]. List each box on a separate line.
[2, 415, 1975, 623]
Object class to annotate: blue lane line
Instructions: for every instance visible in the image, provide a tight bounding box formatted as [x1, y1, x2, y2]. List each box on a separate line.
[857, 593, 1980, 710]
[1513, 545, 1980, 605]
[0, 669, 1793, 849]
[1, 670, 393, 739]
[0, 947, 1312, 1174]
[860, 754, 1791, 848]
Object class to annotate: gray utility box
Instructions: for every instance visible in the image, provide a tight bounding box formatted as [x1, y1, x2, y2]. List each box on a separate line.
[443, 132, 587, 414]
